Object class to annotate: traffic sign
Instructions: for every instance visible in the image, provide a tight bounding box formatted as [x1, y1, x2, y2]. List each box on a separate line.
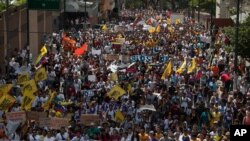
[28, 0, 60, 10]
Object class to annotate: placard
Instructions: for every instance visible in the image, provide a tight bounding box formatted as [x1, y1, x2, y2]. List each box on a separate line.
[39, 117, 51, 127]
[50, 118, 70, 129]
[92, 49, 102, 55]
[88, 75, 97, 82]
[103, 54, 119, 61]
[6, 111, 26, 123]
[116, 38, 125, 44]
[26, 111, 47, 121]
[80, 114, 100, 126]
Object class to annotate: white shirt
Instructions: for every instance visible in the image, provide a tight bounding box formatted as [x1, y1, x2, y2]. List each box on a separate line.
[55, 132, 69, 141]
[44, 136, 56, 141]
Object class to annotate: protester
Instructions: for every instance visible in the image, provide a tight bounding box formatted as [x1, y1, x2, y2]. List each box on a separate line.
[0, 8, 249, 141]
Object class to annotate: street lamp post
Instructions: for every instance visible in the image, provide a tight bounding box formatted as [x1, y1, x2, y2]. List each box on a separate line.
[234, 0, 240, 90]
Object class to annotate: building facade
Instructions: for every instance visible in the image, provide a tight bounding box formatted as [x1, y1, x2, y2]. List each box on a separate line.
[216, 0, 250, 19]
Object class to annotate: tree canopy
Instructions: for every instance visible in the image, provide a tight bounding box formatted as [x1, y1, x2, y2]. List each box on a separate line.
[224, 16, 250, 58]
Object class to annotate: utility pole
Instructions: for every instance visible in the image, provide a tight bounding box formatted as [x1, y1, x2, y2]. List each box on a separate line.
[233, 0, 240, 90]
[27, 0, 30, 66]
[5, 0, 9, 75]
[198, 0, 200, 23]
[85, 0, 87, 24]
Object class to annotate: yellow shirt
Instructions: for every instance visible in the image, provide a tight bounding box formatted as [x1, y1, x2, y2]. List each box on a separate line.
[155, 133, 163, 140]
[139, 133, 149, 141]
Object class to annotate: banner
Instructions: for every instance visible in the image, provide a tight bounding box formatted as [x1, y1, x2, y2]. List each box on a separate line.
[130, 55, 153, 63]
[0, 94, 16, 111]
[119, 55, 130, 63]
[34, 67, 48, 82]
[159, 55, 169, 63]
[17, 73, 29, 84]
[0, 84, 13, 97]
[80, 114, 100, 126]
[50, 117, 70, 129]
[26, 111, 47, 121]
[39, 117, 51, 127]
[107, 85, 126, 100]
[6, 111, 26, 123]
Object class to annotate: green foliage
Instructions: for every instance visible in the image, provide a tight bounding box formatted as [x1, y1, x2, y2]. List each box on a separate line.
[0, 2, 6, 12]
[125, 0, 144, 9]
[224, 16, 250, 58]
[189, 0, 216, 15]
[12, 0, 27, 6]
[0, 0, 27, 12]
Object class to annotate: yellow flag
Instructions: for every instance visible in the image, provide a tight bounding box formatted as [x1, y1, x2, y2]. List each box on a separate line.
[187, 58, 197, 74]
[21, 79, 38, 95]
[161, 61, 172, 80]
[40, 46, 47, 56]
[175, 19, 181, 25]
[0, 84, 13, 97]
[148, 27, 155, 33]
[115, 110, 124, 122]
[107, 85, 126, 100]
[22, 93, 35, 111]
[127, 83, 133, 94]
[17, 73, 29, 84]
[110, 72, 118, 81]
[0, 94, 16, 111]
[43, 90, 56, 111]
[102, 24, 108, 30]
[155, 25, 161, 33]
[176, 59, 187, 74]
[34, 67, 47, 82]
[167, 18, 171, 25]
[168, 27, 174, 33]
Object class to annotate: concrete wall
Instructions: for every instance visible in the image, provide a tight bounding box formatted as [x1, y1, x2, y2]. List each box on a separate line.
[216, 0, 250, 19]
[29, 10, 53, 63]
[0, 5, 56, 76]
[0, 5, 27, 75]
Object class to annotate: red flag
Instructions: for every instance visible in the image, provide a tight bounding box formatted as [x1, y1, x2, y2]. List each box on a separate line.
[74, 43, 88, 57]
[195, 70, 202, 81]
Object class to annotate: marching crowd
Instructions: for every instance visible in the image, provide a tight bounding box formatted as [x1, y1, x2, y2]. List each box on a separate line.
[1, 8, 250, 141]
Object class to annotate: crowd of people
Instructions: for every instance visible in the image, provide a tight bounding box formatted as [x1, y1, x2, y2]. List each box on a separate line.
[1, 8, 250, 141]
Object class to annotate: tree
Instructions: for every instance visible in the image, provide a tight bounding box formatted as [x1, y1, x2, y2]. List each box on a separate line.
[189, 0, 216, 15]
[224, 16, 250, 58]
[125, 0, 160, 9]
